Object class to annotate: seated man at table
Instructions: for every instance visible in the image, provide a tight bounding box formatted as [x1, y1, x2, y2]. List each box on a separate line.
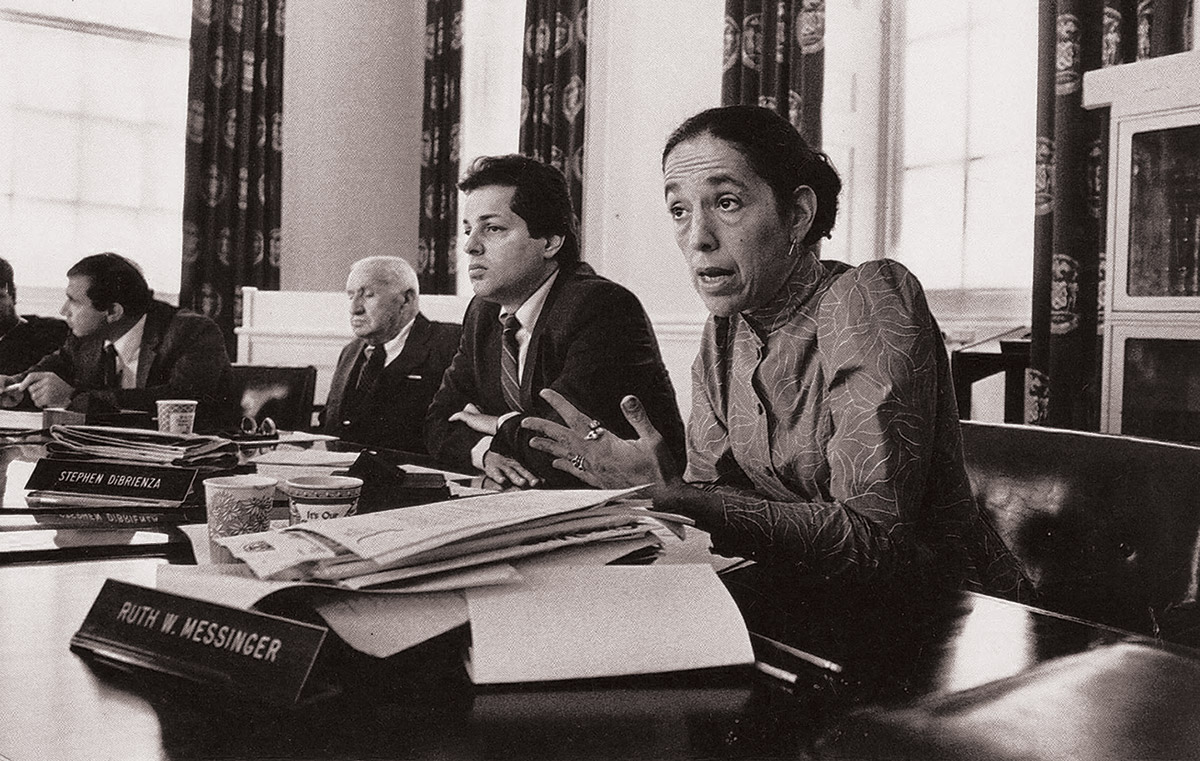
[0, 252, 233, 430]
[322, 256, 460, 453]
[425, 154, 686, 487]
[0, 257, 68, 375]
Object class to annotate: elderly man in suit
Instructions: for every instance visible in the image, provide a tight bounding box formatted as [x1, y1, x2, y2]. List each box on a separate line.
[322, 256, 460, 453]
[425, 154, 685, 488]
[0, 252, 232, 429]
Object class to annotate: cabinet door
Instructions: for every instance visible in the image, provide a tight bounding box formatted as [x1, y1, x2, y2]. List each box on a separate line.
[1113, 110, 1200, 312]
[1106, 323, 1200, 444]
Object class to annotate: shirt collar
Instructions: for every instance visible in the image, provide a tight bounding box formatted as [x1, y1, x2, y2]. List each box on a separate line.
[501, 269, 559, 334]
[109, 314, 147, 365]
[376, 316, 414, 365]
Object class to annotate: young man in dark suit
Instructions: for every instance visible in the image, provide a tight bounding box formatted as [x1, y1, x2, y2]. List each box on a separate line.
[0, 252, 233, 429]
[425, 154, 685, 487]
[322, 256, 460, 453]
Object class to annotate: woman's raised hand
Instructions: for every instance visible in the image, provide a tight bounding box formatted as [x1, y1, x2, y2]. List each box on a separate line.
[522, 389, 677, 489]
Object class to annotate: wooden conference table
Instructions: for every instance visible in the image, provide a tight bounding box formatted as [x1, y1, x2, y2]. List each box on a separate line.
[3, 442, 1200, 759]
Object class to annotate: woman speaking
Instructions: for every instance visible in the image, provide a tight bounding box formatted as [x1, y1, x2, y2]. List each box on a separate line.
[524, 105, 1025, 599]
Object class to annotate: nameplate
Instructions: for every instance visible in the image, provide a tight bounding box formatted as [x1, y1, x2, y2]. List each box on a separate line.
[71, 580, 328, 705]
[25, 459, 197, 504]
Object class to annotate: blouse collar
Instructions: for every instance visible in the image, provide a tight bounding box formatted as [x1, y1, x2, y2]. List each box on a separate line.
[741, 249, 826, 334]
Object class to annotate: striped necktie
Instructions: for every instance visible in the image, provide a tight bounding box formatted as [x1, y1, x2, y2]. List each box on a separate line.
[501, 314, 523, 412]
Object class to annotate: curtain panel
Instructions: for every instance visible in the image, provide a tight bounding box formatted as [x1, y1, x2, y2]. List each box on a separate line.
[181, 0, 284, 355]
[418, 0, 463, 295]
[519, 0, 588, 224]
[722, 0, 825, 148]
[1028, 0, 1191, 429]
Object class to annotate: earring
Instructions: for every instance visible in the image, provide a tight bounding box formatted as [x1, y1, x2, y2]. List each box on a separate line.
[787, 238, 800, 257]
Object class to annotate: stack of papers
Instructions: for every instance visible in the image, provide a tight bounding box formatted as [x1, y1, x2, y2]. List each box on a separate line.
[248, 447, 360, 482]
[215, 487, 687, 590]
[47, 425, 237, 468]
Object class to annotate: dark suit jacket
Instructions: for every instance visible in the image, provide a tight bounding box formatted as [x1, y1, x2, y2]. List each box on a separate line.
[25, 301, 233, 430]
[323, 313, 461, 454]
[425, 263, 686, 487]
[0, 315, 68, 375]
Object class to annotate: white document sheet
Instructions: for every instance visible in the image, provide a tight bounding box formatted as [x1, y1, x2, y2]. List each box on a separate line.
[313, 591, 470, 658]
[464, 564, 754, 685]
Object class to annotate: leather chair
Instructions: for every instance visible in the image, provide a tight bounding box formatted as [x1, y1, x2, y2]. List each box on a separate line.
[228, 365, 317, 432]
[961, 420, 1200, 640]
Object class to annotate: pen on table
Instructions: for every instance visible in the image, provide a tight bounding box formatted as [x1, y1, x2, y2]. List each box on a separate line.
[750, 632, 843, 674]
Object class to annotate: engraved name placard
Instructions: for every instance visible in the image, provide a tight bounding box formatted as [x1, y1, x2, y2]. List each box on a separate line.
[25, 459, 198, 505]
[71, 579, 328, 705]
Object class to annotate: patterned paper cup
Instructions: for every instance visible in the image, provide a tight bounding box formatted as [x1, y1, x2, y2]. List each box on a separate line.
[205, 474, 276, 563]
[286, 475, 363, 525]
[157, 399, 198, 434]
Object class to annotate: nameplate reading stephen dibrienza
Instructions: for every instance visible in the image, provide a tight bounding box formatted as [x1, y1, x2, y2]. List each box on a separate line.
[25, 459, 197, 504]
[71, 579, 328, 705]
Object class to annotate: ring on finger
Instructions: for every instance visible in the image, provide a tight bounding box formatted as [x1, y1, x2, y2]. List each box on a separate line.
[569, 453, 586, 471]
[585, 419, 606, 441]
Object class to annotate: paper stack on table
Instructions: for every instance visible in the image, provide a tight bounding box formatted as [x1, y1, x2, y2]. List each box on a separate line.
[46, 425, 237, 468]
[161, 531, 755, 681]
[214, 487, 682, 590]
[248, 446, 360, 482]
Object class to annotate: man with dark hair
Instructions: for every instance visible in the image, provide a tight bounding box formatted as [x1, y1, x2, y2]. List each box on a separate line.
[0, 257, 68, 375]
[323, 256, 460, 453]
[0, 252, 232, 429]
[425, 154, 686, 487]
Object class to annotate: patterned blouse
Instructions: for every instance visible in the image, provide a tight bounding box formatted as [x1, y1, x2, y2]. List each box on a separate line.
[686, 254, 1025, 595]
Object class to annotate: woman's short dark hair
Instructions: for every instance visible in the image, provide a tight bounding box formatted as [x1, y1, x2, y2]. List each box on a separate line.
[662, 105, 841, 246]
[458, 154, 581, 267]
[67, 252, 152, 317]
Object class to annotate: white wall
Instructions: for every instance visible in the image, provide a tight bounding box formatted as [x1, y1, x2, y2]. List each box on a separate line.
[583, 0, 726, 411]
[280, 0, 426, 291]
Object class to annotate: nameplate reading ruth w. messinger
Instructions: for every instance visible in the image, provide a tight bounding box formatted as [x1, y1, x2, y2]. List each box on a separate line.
[25, 459, 197, 504]
[71, 579, 327, 705]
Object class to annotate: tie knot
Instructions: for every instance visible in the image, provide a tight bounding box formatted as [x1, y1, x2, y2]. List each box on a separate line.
[364, 344, 384, 361]
[503, 314, 521, 334]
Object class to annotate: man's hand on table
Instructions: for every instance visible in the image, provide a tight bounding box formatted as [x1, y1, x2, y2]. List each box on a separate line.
[482, 450, 541, 489]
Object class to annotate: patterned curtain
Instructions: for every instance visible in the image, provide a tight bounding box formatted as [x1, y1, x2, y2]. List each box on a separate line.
[418, 0, 462, 295]
[722, 0, 825, 148]
[1027, 0, 1190, 429]
[181, 0, 284, 355]
[519, 0, 587, 223]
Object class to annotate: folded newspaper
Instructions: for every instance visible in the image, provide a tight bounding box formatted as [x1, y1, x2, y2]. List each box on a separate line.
[214, 487, 691, 590]
[46, 425, 238, 468]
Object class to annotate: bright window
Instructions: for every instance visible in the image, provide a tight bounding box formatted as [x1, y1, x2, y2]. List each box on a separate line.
[893, 0, 1037, 291]
[0, 1, 190, 296]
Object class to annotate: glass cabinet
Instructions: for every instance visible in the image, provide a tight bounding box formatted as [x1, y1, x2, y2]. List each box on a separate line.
[1085, 51, 1200, 442]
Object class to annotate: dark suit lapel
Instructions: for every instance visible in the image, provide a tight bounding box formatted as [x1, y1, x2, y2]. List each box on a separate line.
[327, 338, 365, 419]
[391, 314, 432, 377]
[136, 307, 169, 388]
[523, 267, 578, 402]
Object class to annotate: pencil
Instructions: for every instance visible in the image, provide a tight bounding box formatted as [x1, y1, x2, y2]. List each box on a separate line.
[750, 632, 844, 674]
